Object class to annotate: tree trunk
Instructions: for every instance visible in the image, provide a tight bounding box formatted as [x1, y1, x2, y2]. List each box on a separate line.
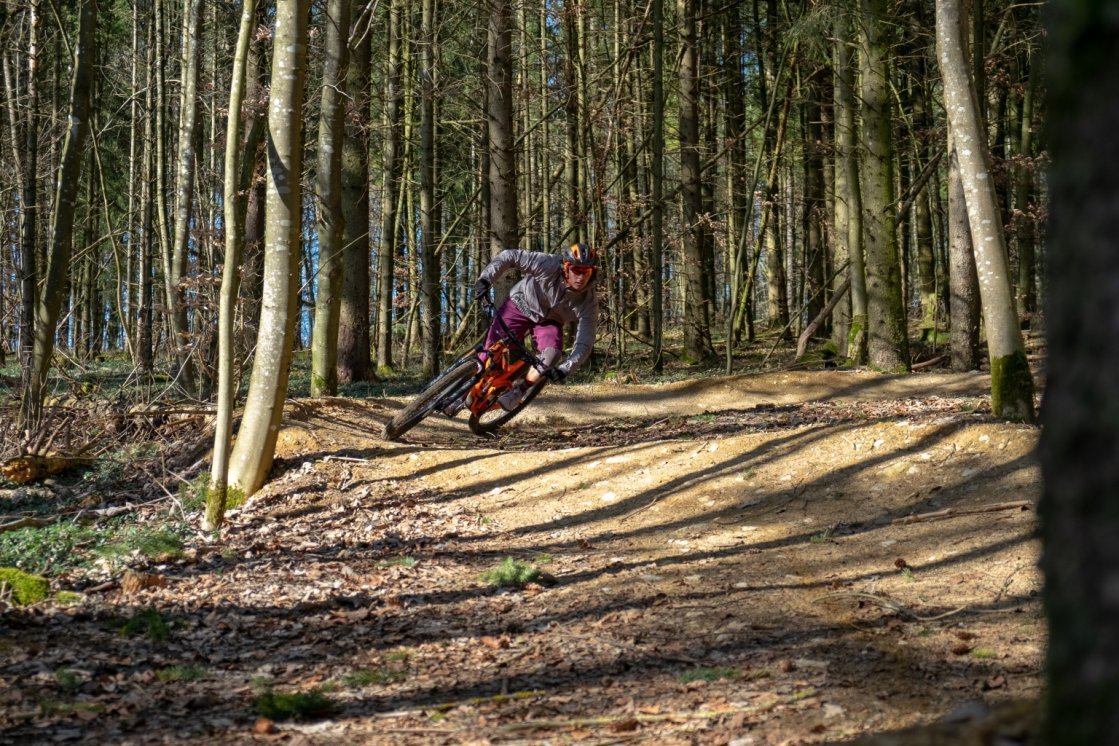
[487, 0, 518, 275]
[337, 18, 373, 384]
[23, 0, 96, 426]
[227, 0, 309, 496]
[649, 0, 665, 371]
[376, 0, 404, 373]
[947, 143, 980, 371]
[936, 0, 1034, 421]
[1041, 0, 1119, 738]
[310, 0, 350, 397]
[833, 11, 864, 363]
[1042, 0, 1119, 733]
[419, 0, 440, 377]
[206, 0, 258, 531]
[859, 0, 909, 371]
[677, 0, 711, 364]
[165, 0, 203, 395]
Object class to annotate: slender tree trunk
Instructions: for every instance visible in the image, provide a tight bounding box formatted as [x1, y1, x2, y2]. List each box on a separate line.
[13, 1, 39, 409]
[677, 0, 711, 363]
[419, 0, 440, 377]
[649, 0, 664, 371]
[24, 0, 96, 425]
[487, 0, 518, 272]
[165, 0, 203, 395]
[376, 0, 404, 372]
[833, 12, 864, 363]
[206, 0, 259, 532]
[228, 0, 309, 496]
[936, 0, 1034, 421]
[310, 0, 351, 396]
[947, 143, 980, 370]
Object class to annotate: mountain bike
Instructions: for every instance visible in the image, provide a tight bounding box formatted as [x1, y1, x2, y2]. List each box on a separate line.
[381, 295, 554, 440]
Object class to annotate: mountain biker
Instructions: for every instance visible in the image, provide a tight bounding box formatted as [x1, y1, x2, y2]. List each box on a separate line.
[470, 243, 599, 411]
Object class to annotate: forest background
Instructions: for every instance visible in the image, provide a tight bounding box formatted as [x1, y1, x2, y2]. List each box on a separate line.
[8, 0, 1116, 741]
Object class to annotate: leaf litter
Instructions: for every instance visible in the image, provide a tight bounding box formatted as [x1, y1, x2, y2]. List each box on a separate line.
[0, 371, 1044, 744]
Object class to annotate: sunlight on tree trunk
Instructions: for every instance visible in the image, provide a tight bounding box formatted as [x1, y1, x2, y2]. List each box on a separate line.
[936, 0, 1034, 422]
[227, 0, 309, 497]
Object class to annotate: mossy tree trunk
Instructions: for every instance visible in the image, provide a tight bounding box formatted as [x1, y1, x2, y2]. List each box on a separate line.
[936, 0, 1034, 421]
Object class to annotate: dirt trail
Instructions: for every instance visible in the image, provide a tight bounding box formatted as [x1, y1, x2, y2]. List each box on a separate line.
[2, 369, 1043, 745]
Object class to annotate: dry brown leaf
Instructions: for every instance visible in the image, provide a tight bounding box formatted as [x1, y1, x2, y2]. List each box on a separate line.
[120, 571, 168, 594]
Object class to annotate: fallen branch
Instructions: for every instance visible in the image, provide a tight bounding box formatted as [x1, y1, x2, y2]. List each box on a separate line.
[0, 516, 53, 532]
[891, 500, 1032, 525]
[812, 590, 967, 622]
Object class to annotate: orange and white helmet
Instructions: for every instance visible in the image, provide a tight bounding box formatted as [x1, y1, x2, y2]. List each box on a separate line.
[561, 242, 597, 268]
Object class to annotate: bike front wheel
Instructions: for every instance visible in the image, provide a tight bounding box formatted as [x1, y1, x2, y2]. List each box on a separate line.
[382, 358, 478, 441]
[468, 380, 545, 436]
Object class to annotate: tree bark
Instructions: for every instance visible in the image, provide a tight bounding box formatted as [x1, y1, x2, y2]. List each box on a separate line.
[936, 0, 1034, 421]
[833, 11, 865, 363]
[947, 143, 980, 371]
[375, 0, 404, 372]
[206, 0, 259, 531]
[337, 18, 373, 384]
[1041, 0, 1119, 737]
[859, 0, 909, 371]
[228, 0, 309, 496]
[165, 0, 204, 395]
[23, 0, 96, 426]
[487, 0, 518, 271]
[677, 0, 711, 364]
[310, 0, 351, 396]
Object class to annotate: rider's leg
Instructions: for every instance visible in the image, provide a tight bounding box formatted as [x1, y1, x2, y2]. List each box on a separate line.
[528, 322, 564, 385]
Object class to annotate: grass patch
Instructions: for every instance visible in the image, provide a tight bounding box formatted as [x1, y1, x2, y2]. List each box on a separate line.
[809, 529, 832, 544]
[95, 526, 185, 565]
[54, 669, 83, 692]
[119, 609, 172, 642]
[254, 686, 339, 721]
[481, 557, 541, 588]
[156, 665, 208, 682]
[970, 647, 998, 659]
[678, 666, 740, 684]
[377, 556, 418, 569]
[343, 667, 408, 687]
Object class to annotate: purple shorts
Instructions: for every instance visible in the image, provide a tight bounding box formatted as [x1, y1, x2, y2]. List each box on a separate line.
[485, 298, 562, 356]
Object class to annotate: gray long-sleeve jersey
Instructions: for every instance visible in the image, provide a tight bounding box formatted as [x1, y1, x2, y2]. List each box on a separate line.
[478, 249, 599, 375]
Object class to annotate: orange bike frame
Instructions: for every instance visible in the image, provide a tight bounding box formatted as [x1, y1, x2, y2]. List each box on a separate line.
[466, 338, 529, 415]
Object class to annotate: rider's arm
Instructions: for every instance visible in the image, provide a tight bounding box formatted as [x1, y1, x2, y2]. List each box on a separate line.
[557, 298, 598, 375]
[477, 248, 545, 287]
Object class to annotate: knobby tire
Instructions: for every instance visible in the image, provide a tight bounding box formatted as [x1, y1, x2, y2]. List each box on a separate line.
[468, 380, 545, 436]
[382, 358, 477, 441]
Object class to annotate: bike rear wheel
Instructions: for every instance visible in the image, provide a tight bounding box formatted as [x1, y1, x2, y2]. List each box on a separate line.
[382, 358, 478, 441]
[468, 379, 545, 436]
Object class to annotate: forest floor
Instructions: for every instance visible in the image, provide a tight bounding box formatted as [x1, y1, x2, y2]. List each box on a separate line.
[0, 367, 1045, 745]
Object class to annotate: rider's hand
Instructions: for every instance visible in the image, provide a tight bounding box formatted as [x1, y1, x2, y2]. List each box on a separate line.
[472, 278, 491, 304]
[545, 367, 567, 384]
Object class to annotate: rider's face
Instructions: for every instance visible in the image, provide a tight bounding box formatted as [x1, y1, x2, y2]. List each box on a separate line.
[564, 263, 593, 290]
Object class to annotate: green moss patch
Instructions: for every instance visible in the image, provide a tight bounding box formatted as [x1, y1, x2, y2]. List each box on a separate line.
[0, 567, 50, 605]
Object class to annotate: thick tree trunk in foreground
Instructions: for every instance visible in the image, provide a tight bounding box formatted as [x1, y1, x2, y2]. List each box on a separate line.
[1041, 1, 1119, 741]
